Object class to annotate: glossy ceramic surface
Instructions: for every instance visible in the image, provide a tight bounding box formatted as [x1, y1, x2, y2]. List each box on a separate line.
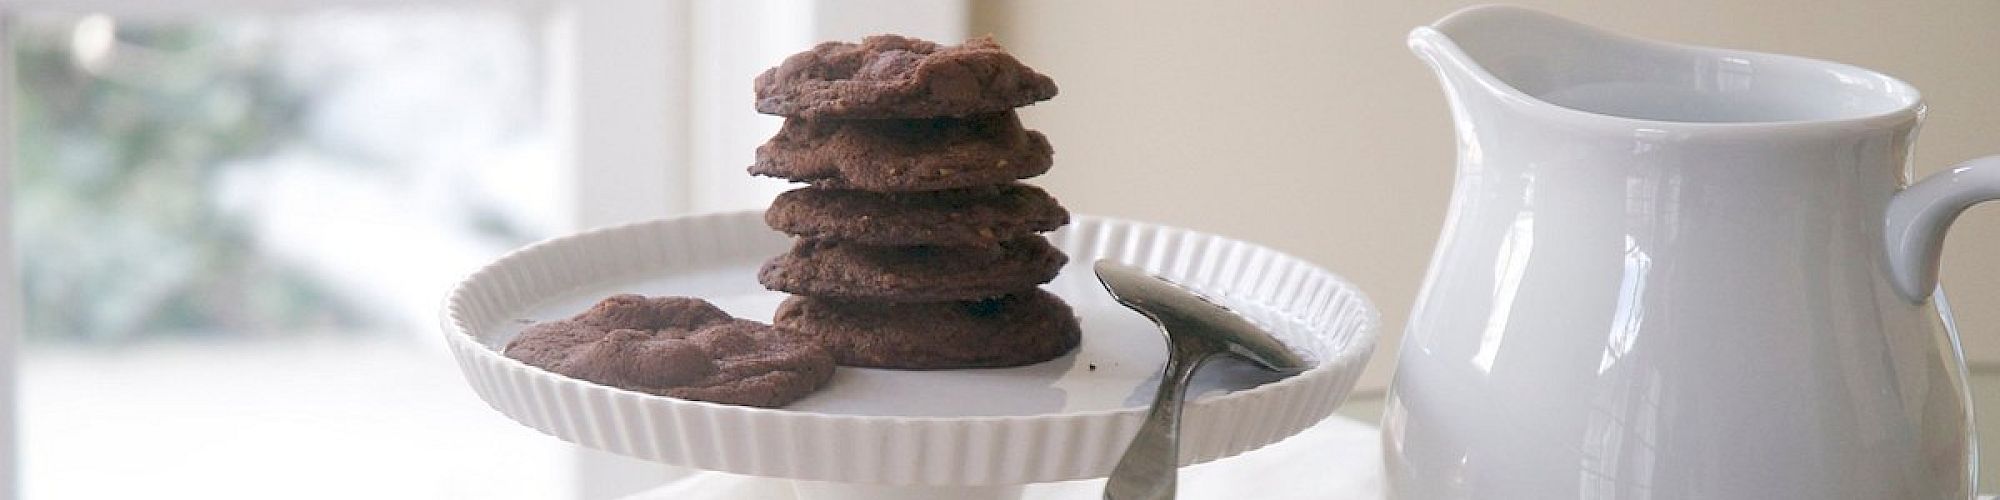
[1385, 5, 2000, 499]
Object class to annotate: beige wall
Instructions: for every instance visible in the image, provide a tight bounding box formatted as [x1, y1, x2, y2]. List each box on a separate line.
[974, 1, 2000, 390]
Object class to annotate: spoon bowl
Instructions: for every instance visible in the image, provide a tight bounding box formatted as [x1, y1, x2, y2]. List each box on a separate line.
[1095, 260, 1308, 500]
[1093, 261, 1308, 373]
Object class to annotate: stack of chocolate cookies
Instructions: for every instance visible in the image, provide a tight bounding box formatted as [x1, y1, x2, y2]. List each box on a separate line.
[750, 35, 1081, 369]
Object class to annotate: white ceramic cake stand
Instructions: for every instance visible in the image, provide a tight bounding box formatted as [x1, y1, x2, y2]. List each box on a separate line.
[441, 211, 1380, 500]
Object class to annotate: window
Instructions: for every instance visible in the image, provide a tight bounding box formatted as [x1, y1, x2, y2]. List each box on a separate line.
[3, 1, 966, 498]
[10, 5, 579, 499]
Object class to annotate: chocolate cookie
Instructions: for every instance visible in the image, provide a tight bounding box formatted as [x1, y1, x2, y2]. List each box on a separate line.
[750, 112, 1053, 192]
[759, 236, 1066, 302]
[775, 289, 1081, 369]
[754, 35, 1058, 119]
[503, 295, 835, 408]
[766, 183, 1068, 246]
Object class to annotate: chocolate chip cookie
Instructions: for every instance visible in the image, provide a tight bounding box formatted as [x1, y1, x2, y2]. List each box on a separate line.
[758, 236, 1066, 302]
[765, 183, 1067, 246]
[750, 112, 1052, 192]
[503, 294, 835, 408]
[754, 35, 1058, 119]
[775, 289, 1081, 369]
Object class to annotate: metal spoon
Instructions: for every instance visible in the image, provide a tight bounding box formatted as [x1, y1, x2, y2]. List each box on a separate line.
[1095, 260, 1309, 500]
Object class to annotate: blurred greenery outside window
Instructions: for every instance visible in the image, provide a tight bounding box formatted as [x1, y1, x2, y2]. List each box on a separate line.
[10, 8, 561, 343]
[0, 4, 955, 498]
[5, 6, 670, 499]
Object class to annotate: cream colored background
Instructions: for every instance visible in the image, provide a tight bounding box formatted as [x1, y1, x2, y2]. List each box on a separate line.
[972, 1, 2000, 390]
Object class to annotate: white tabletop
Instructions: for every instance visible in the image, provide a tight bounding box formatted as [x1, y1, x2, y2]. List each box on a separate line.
[619, 366, 2000, 499]
[624, 414, 1384, 500]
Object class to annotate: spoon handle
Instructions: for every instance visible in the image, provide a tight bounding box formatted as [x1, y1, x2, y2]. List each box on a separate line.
[1104, 335, 1216, 500]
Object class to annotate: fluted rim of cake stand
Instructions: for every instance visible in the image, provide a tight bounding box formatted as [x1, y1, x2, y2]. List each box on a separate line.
[441, 210, 1380, 485]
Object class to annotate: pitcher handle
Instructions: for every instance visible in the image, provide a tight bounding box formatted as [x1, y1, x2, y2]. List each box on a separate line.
[1885, 155, 2000, 302]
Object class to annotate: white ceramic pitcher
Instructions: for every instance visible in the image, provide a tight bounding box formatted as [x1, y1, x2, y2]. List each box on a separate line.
[1384, 5, 2000, 499]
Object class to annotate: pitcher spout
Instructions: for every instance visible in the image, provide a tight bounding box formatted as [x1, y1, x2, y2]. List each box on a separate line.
[1406, 6, 1555, 126]
[1406, 5, 1620, 132]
